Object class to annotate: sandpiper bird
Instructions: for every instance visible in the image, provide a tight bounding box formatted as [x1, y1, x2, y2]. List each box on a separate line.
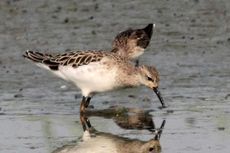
[85, 106, 155, 130]
[111, 24, 153, 65]
[52, 114, 165, 153]
[23, 50, 165, 113]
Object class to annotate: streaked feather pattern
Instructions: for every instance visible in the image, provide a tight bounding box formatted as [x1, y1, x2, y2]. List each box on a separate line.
[23, 50, 109, 70]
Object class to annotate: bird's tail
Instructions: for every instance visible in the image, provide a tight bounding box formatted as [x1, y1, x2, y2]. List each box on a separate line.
[23, 50, 60, 71]
[23, 50, 52, 63]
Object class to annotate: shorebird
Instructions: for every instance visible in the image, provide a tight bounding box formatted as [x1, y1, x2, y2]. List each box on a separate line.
[53, 114, 165, 153]
[85, 106, 155, 130]
[23, 50, 165, 113]
[111, 24, 154, 65]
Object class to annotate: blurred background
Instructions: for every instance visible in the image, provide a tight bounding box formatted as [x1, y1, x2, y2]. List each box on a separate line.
[0, 0, 230, 153]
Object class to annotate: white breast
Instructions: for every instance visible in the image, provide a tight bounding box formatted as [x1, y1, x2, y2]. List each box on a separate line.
[55, 131, 118, 153]
[58, 61, 118, 96]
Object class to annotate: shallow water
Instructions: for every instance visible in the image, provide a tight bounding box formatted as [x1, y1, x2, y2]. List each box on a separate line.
[1, 0, 230, 153]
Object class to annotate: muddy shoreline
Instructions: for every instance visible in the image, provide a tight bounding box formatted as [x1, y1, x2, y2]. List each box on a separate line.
[1, 0, 230, 153]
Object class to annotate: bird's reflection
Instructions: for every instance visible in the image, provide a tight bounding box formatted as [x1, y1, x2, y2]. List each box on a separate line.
[85, 106, 155, 130]
[53, 107, 166, 153]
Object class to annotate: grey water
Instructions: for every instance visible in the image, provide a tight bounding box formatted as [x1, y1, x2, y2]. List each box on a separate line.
[0, 0, 230, 153]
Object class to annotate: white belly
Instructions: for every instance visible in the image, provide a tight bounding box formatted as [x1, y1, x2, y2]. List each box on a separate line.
[54, 131, 118, 153]
[59, 62, 118, 96]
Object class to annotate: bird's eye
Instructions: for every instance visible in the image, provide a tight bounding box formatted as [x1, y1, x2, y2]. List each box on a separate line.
[147, 76, 154, 81]
[149, 147, 154, 152]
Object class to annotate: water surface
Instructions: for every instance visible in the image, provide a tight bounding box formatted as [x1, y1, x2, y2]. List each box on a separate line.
[0, 0, 230, 152]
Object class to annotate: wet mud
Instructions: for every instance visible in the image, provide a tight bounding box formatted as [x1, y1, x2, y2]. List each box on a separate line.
[0, 0, 230, 153]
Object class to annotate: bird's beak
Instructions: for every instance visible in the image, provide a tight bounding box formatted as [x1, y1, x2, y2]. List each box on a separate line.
[143, 23, 153, 39]
[154, 120, 166, 140]
[153, 87, 166, 108]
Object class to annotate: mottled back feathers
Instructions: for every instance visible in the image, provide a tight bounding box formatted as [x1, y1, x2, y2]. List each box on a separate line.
[24, 50, 108, 70]
[23, 50, 128, 71]
[111, 24, 153, 59]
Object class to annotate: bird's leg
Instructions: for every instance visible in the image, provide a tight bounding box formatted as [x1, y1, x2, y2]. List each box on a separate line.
[80, 112, 87, 131]
[80, 96, 91, 113]
[80, 112, 92, 131]
[80, 96, 87, 113]
[84, 97, 91, 108]
[85, 115, 92, 129]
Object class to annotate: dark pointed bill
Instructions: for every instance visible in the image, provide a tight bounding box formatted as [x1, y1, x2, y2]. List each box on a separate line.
[143, 23, 153, 39]
[154, 120, 166, 140]
[153, 87, 166, 108]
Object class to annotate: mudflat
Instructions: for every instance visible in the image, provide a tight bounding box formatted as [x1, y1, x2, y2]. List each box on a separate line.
[0, 0, 230, 153]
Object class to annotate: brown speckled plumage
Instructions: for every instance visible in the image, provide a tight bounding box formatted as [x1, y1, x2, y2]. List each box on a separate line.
[53, 114, 164, 153]
[24, 50, 129, 71]
[111, 24, 153, 59]
[23, 47, 165, 112]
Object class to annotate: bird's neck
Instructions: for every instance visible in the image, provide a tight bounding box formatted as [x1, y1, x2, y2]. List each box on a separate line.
[118, 67, 141, 88]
